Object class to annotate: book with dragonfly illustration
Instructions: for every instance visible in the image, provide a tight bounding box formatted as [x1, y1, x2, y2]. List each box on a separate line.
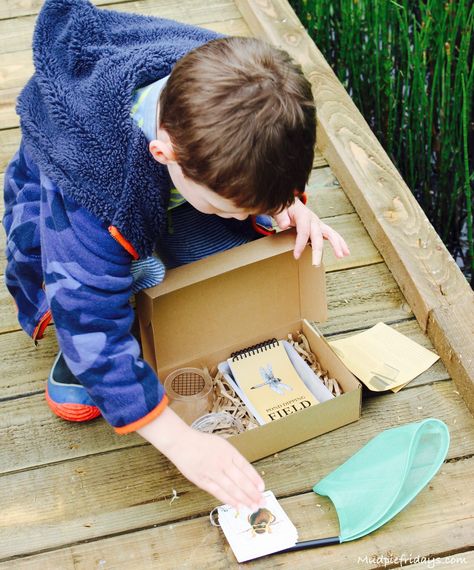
[227, 339, 319, 424]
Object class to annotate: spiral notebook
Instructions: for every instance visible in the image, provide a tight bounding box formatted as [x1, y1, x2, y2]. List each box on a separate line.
[227, 339, 319, 424]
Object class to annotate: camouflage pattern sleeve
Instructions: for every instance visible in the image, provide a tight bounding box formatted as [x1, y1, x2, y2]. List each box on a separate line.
[39, 171, 167, 432]
[3, 142, 51, 339]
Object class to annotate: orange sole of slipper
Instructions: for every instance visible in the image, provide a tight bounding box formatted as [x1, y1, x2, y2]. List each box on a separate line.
[45, 387, 101, 422]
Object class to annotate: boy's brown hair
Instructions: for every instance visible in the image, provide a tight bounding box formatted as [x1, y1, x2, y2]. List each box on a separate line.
[159, 37, 316, 214]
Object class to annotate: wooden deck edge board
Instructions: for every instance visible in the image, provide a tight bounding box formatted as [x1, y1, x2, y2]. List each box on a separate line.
[235, 0, 474, 414]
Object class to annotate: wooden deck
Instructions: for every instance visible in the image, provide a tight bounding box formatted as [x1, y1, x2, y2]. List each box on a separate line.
[1, 0, 473, 568]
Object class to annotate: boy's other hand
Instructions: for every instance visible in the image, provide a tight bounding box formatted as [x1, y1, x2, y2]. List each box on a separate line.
[137, 407, 265, 510]
[274, 198, 350, 266]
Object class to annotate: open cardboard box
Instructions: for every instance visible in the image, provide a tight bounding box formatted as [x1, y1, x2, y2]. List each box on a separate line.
[136, 229, 361, 462]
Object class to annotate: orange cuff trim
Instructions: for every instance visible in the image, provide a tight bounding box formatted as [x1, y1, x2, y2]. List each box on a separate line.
[32, 309, 52, 341]
[108, 225, 140, 260]
[114, 395, 169, 435]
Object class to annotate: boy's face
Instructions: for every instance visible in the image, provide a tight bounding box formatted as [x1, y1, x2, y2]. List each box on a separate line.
[149, 130, 254, 221]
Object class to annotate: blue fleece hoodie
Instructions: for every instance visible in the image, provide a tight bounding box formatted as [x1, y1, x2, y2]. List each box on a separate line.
[16, 0, 221, 258]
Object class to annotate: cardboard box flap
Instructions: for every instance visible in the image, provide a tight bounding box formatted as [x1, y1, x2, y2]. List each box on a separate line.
[139, 230, 327, 371]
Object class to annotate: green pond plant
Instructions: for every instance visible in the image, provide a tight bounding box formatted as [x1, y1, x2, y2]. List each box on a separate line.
[291, 0, 473, 286]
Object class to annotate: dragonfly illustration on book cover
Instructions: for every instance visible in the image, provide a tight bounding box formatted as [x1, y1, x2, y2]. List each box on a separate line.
[251, 364, 293, 395]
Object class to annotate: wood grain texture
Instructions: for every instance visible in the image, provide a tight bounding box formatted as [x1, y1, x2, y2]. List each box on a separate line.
[319, 262, 414, 335]
[235, 0, 474, 414]
[427, 300, 474, 414]
[0, 128, 20, 172]
[2, 458, 472, 569]
[0, 380, 472, 559]
[408, 551, 474, 569]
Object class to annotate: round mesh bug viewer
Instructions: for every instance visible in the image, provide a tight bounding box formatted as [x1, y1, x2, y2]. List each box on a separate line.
[164, 368, 214, 424]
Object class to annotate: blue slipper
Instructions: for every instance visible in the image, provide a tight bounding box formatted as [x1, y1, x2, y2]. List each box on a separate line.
[46, 352, 101, 422]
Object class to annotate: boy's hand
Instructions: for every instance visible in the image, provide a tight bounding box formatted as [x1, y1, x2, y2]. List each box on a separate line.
[165, 429, 265, 510]
[137, 407, 265, 510]
[274, 198, 350, 266]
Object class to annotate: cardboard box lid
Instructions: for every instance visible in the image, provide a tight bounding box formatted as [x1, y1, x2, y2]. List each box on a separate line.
[140, 230, 327, 371]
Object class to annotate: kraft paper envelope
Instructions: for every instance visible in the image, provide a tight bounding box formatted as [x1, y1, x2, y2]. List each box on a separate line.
[328, 322, 439, 392]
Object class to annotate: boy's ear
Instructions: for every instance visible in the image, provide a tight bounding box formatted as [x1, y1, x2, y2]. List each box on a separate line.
[149, 139, 176, 165]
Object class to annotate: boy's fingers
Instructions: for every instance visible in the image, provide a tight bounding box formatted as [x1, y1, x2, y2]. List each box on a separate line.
[311, 220, 324, 266]
[293, 217, 311, 259]
[219, 469, 260, 509]
[232, 453, 265, 493]
[274, 210, 292, 230]
[341, 236, 351, 255]
[334, 234, 350, 257]
[205, 480, 241, 509]
[225, 463, 264, 508]
[327, 232, 344, 258]
[321, 225, 350, 258]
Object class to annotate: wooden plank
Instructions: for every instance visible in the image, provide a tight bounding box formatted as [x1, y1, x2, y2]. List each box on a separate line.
[235, 0, 474, 415]
[407, 551, 474, 569]
[0, 128, 19, 172]
[0, 0, 250, 22]
[428, 301, 474, 417]
[306, 166, 354, 217]
[2, 457, 472, 569]
[0, 364, 456, 474]
[0, 379, 472, 559]
[0, 86, 19, 131]
[0, 326, 58, 398]
[0, 285, 22, 335]
[313, 148, 327, 168]
[0, 50, 32, 92]
[319, 262, 414, 336]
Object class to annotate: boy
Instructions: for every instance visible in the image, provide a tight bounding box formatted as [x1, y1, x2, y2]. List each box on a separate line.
[3, 0, 349, 511]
